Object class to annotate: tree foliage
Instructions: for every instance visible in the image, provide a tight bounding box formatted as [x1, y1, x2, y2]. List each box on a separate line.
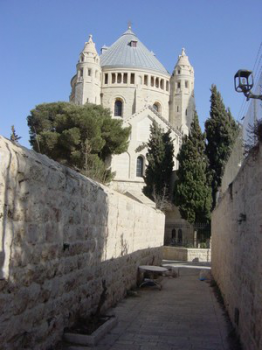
[143, 121, 174, 207]
[10, 125, 21, 143]
[174, 112, 212, 224]
[205, 85, 239, 208]
[27, 102, 131, 183]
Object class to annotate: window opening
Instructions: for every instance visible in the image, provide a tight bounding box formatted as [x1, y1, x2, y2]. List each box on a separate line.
[130, 40, 138, 47]
[151, 76, 154, 87]
[155, 78, 159, 88]
[144, 75, 148, 85]
[166, 81, 169, 91]
[88, 69, 92, 76]
[178, 82, 181, 89]
[130, 73, 135, 84]
[104, 73, 108, 84]
[123, 73, 128, 84]
[117, 73, 122, 83]
[185, 81, 188, 88]
[153, 102, 161, 113]
[136, 156, 144, 177]
[114, 99, 123, 117]
[153, 104, 159, 112]
[160, 79, 164, 89]
[112, 73, 116, 84]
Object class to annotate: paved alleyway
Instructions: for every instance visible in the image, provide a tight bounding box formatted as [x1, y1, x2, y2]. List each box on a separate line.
[66, 263, 233, 350]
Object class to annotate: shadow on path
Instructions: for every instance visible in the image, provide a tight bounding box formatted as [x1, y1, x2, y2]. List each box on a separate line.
[65, 263, 239, 350]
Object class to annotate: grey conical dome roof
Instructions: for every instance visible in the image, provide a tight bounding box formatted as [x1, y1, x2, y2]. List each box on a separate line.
[100, 28, 168, 75]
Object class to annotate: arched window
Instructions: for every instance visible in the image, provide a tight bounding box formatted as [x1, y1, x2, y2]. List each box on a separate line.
[153, 102, 161, 114]
[136, 156, 144, 177]
[153, 103, 159, 112]
[114, 99, 123, 117]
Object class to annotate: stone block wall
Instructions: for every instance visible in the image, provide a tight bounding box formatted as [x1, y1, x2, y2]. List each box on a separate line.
[212, 144, 262, 350]
[221, 130, 243, 194]
[162, 246, 211, 262]
[0, 136, 165, 350]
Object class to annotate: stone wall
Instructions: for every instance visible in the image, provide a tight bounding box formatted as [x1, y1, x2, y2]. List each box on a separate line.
[162, 246, 211, 262]
[0, 136, 165, 350]
[221, 129, 243, 194]
[212, 144, 262, 350]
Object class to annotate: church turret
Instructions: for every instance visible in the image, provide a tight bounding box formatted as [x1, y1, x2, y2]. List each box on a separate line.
[70, 35, 101, 105]
[169, 48, 195, 135]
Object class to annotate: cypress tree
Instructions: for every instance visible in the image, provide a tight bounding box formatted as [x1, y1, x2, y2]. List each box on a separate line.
[174, 111, 212, 224]
[143, 121, 174, 206]
[205, 85, 238, 209]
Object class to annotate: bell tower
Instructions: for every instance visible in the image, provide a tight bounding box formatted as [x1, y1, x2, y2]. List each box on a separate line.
[70, 35, 101, 105]
[169, 48, 195, 135]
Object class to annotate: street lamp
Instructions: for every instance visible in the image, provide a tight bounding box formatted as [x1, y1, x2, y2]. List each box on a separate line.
[234, 70, 262, 100]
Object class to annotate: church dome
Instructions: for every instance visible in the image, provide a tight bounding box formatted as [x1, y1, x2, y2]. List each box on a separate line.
[100, 27, 169, 75]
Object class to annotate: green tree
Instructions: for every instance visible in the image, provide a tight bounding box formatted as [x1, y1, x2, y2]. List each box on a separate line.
[143, 121, 174, 208]
[10, 125, 21, 143]
[174, 112, 212, 224]
[205, 85, 239, 208]
[27, 102, 131, 183]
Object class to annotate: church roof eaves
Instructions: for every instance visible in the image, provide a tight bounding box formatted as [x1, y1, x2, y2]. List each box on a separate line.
[125, 105, 182, 139]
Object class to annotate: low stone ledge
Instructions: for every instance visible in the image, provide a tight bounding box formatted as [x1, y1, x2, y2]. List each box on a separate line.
[162, 246, 212, 262]
[64, 316, 117, 347]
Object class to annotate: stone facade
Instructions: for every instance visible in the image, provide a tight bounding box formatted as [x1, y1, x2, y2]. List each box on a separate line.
[212, 144, 262, 350]
[69, 27, 195, 190]
[0, 136, 165, 350]
[164, 205, 194, 246]
[221, 129, 244, 194]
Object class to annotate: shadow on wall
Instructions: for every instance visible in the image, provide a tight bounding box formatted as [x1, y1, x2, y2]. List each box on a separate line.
[0, 142, 12, 279]
[0, 136, 163, 350]
[212, 142, 262, 350]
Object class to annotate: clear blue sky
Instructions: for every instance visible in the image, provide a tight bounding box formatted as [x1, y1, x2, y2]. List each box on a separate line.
[1, 0, 261, 148]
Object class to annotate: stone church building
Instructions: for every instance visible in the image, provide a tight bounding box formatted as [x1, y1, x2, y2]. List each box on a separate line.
[69, 26, 195, 245]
